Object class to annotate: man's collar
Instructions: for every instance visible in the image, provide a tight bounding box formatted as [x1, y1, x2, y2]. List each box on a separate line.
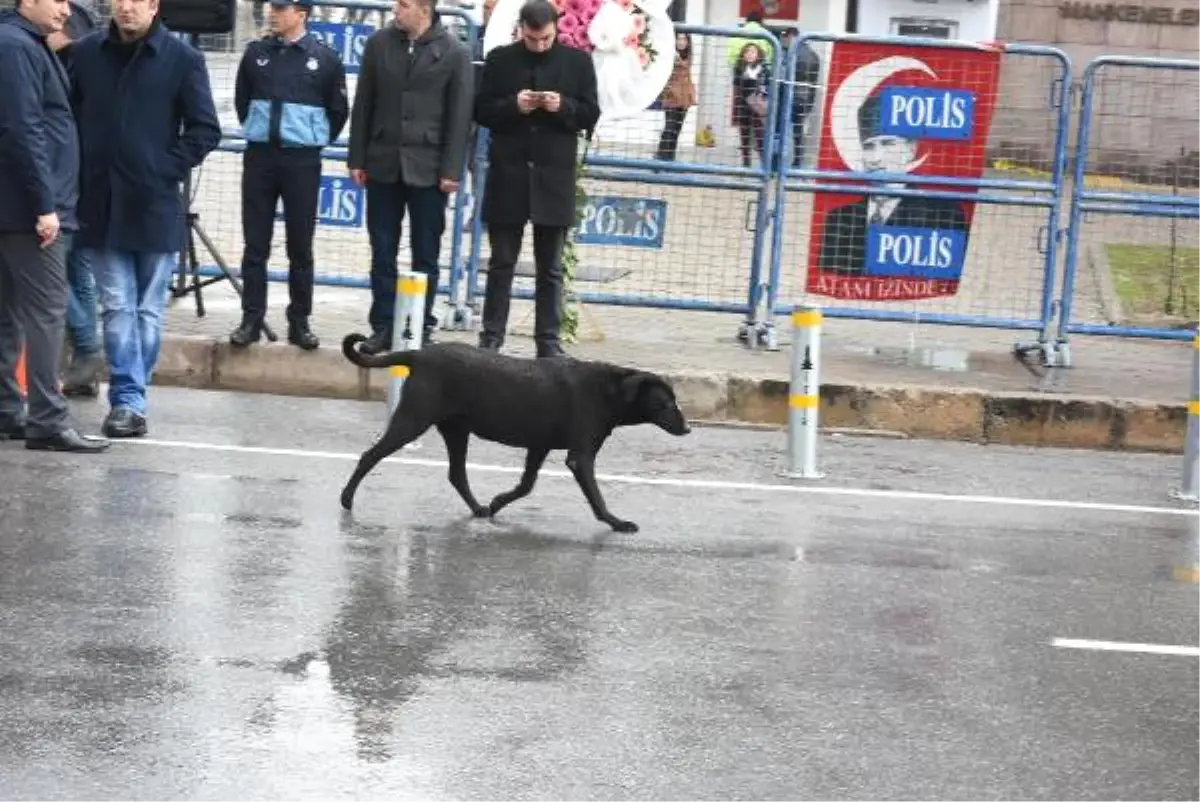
[5, 9, 50, 40]
[393, 13, 441, 42]
[270, 29, 312, 48]
[104, 16, 165, 50]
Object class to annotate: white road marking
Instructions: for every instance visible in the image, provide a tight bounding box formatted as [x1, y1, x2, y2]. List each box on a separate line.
[117, 437, 1200, 518]
[1052, 638, 1200, 657]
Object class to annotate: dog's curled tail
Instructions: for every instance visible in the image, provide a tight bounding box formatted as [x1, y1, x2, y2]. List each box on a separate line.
[341, 333, 420, 369]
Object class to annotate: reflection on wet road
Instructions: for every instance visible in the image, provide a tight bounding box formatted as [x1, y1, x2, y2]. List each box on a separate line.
[0, 388, 1196, 800]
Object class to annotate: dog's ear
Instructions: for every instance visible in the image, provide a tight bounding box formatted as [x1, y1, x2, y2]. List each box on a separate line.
[621, 372, 675, 407]
[620, 372, 648, 406]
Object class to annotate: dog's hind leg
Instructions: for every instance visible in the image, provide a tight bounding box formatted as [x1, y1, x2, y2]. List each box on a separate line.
[340, 416, 429, 510]
[487, 447, 550, 517]
[436, 421, 490, 518]
[565, 449, 638, 534]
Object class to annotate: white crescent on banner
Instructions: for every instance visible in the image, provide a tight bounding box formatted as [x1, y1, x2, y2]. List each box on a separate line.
[829, 55, 935, 173]
[482, 0, 675, 121]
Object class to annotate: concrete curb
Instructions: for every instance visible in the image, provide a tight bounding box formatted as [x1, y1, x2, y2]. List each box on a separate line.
[150, 334, 1188, 454]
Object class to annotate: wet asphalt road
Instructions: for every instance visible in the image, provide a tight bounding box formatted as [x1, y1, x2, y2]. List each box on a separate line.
[0, 386, 1196, 801]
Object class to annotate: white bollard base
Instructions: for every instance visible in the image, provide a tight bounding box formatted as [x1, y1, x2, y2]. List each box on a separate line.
[1168, 488, 1199, 504]
[778, 467, 826, 481]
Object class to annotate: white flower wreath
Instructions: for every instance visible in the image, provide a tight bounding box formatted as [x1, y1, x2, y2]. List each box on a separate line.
[482, 0, 676, 120]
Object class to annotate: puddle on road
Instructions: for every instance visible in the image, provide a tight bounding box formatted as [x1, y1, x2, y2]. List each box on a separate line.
[841, 343, 974, 373]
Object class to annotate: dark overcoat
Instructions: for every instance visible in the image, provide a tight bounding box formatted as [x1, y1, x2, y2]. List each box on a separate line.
[70, 21, 221, 254]
[474, 40, 600, 228]
[0, 11, 79, 234]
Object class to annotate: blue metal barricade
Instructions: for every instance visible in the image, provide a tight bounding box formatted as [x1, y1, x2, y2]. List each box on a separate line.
[761, 32, 1073, 362]
[1054, 55, 1199, 367]
[450, 23, 783, 340]
[190, 1, 478, 305]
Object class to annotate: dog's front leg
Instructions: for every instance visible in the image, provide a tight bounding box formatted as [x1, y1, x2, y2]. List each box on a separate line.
[488, 447, 549, 517]
[437, 422, 490, 518]
[565, 450, 638, 533]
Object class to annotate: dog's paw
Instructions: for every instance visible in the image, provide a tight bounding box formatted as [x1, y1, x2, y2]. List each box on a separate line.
[339, 490, 354, 510]
[610, 519, 639, 534]
[472, 505, 492, 519]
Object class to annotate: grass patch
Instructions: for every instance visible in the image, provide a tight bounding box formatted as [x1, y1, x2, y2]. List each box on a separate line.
[1104, 244, 1199, 323]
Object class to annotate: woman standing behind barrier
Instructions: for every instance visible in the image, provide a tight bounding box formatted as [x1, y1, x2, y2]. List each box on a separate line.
[732, 42, 770, 168]
[654, 32, 696, 162]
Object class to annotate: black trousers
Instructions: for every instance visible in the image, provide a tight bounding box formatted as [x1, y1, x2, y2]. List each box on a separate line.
[481, 224, 565, 349]
[656, 107, 688, 161]
[365, 177, 447, 336]
[239, 145, 321, 324]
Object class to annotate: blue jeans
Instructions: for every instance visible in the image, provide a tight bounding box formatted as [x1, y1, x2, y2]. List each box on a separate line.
[66, 242, 100, 355]
[365, 178, 447, 334]
[87, 249, 176, 415]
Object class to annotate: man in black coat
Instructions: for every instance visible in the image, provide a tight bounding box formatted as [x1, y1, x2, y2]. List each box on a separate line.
[0, 0, 108, 452]
[474, 0, 600, 357]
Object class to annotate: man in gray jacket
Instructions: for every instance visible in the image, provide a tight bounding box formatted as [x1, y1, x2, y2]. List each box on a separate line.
[348, 0, 473, 353]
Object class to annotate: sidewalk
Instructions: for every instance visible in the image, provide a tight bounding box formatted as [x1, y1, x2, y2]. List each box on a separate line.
[156, 281, 1195, 453]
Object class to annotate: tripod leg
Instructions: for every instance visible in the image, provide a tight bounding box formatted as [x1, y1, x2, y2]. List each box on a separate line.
[188, 218, 205, 318]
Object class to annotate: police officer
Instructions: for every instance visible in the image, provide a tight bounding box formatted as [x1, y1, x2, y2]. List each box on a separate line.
[230, 0, 349, 350]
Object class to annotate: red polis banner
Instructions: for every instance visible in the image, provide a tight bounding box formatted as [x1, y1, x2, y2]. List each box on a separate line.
[804, 41, 1004, 301]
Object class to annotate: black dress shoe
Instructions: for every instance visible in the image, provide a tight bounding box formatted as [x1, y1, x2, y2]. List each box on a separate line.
[102, 407, 148, 439]
[536, 341, 566, 359]
[25, 428, 110, 453]
[230, 318, 263, 348]
[288, 322, 320, 351]
[360, 329, 393, 355]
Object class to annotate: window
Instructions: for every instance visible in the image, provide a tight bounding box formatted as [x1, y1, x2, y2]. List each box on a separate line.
[889, 17, 958, 38]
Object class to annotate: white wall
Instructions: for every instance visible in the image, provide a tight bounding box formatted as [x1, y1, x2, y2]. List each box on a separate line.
[855, 0, 998, 42]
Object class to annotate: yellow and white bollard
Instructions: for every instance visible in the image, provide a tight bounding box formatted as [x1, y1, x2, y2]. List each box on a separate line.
[781, 305, 823, 480]
[387, 272, 427, 417]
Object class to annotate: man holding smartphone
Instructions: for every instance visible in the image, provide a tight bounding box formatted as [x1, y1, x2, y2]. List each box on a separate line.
[473, 0, 599, 358]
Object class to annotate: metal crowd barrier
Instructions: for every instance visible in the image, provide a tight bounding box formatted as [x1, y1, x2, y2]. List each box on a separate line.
[1054, 56, 1200, 367]
[453, 23, 783, 339]
[761, 32, 1073, 362]
[39, 0, 1200, 360]
[185, 6, 1197, 363]
[194, 12, 785, 344]
[185, 0, 479, 305]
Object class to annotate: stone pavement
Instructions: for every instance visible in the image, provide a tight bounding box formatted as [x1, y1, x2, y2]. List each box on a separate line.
[157, 278, 1196, 453]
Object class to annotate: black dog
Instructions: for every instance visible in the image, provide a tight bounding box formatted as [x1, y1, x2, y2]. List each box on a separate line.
[340, 334, 691, 532]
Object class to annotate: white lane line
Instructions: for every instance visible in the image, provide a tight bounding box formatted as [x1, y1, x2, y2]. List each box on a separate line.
[115, 437, 1200, 518]
[1052, 638, 1200, 657]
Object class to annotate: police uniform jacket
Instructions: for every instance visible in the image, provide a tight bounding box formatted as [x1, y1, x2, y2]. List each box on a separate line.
[235, 32, 349, 150]
[474, 40, 599, 228]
